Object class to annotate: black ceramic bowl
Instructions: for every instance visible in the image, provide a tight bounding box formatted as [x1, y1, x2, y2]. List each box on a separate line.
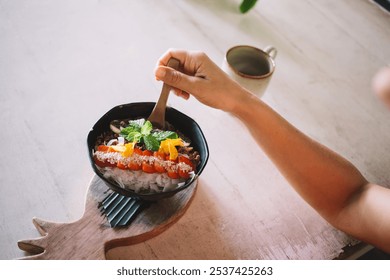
[87, 102, 209, 201]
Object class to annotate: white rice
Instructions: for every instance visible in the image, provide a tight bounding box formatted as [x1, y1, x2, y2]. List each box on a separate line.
[98, 167, 187, 193]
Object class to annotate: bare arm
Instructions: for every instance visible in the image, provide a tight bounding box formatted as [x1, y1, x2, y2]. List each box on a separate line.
[234, 95, 390, 252]
[155, 49, 390, 252]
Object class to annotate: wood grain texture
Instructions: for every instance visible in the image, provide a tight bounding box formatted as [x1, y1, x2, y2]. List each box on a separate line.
[17, 176, 197, 260]
[1, 0, 389, 260]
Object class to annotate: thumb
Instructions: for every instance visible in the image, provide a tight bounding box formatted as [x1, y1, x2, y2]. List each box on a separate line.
[155, 66, 196, 94]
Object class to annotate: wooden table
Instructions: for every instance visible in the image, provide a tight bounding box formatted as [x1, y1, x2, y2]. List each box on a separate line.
[1, 0, 389, 260]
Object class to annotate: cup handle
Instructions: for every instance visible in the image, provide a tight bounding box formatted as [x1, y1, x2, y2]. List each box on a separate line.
[263, 46, 277, 59]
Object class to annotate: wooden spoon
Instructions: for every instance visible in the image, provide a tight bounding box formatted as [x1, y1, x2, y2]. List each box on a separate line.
[148, 58, 181, 129]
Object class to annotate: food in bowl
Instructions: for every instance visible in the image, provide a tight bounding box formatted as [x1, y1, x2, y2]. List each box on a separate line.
[92, 118, 200, 194]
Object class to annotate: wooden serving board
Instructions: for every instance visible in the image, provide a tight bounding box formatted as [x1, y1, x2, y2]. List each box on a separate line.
[17, 175, 197, 260]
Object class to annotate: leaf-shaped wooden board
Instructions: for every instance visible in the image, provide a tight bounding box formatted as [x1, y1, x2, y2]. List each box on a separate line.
[18, 175, 197, 260]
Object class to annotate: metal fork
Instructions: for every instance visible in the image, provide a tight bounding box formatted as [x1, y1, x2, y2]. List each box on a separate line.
[99, 192, 148, 227]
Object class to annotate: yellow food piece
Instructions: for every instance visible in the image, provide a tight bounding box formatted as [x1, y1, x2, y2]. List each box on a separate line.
[121, 142, 136, 157]
[109, 142, 135, 157]
[159, 138, 184, 160]
[110, 145, 126, 153]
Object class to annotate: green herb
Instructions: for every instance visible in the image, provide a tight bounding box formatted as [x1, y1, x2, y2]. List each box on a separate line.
[120, 119, 150, 142]
[128, 118, 145, 128]
[124, 131, 142, 142]
[140, 120, 152, 135]
[143, 134, 160, 151]
[239, 0, 258, 13]
[120, 119, 145, 136]
[152, 131, 178, 141]
[120, 119, 180, 151]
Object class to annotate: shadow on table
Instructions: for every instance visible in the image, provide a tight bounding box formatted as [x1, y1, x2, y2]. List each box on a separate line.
[106, 179, 239, 259]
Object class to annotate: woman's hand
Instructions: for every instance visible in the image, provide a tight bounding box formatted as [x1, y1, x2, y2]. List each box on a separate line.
[154, 49, 253, 113]
[154, 49, 390, 252]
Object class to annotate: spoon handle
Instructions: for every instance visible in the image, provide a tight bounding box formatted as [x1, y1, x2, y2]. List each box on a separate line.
[148, 58, 180, 129]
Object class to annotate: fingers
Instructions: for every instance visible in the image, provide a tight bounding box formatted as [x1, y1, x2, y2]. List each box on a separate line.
[155, 49, 200, 101]
[157, 48, 189, 68]
[172, 88, 190, 100]
[157, 49, 208, 76]
[155, 65, 199, 96]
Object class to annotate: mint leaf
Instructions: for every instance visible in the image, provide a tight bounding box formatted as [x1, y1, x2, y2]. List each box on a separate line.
[128, 118, 145, 129]
[124, 131, 142, 142]
[152, 131, 178, 141]
[141, 120, 153, 136]
[143, 134, 160, 151]
[120, 125, 141, 141]
[119, 119, 173, 149]
[120, 119, 150, 142]
[120, 126, 140, 136]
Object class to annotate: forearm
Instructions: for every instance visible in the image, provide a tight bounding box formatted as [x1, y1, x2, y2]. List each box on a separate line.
[156, 49, 390, 251]
[232, 92, 367, 221]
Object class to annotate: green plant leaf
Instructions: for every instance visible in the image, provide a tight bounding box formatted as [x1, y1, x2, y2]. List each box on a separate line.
[119, 119, 178, 149]
[124, 131, 142, 142]
[128, 118, 145, 129]
[140, 120, 153, 136]
[143, 134, 160, 151]
[240, 0, 258, 13]
[152, 131, 178, 141]
[120, 125, 140, 136]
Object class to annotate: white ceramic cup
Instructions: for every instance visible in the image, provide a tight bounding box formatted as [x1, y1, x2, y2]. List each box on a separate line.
[222, 45, 277, 97]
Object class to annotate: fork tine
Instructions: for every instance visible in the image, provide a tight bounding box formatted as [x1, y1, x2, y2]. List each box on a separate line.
[99, 192, 147, 227]
[107, 196, 132, 224]
[117, 200, 145, 227]
[99, 191, 114, 207]
[101, 192, 119, 209]
[104, 195, 125, 217]
[99, 192, 118, 215]
[110, 199, 136, 227]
